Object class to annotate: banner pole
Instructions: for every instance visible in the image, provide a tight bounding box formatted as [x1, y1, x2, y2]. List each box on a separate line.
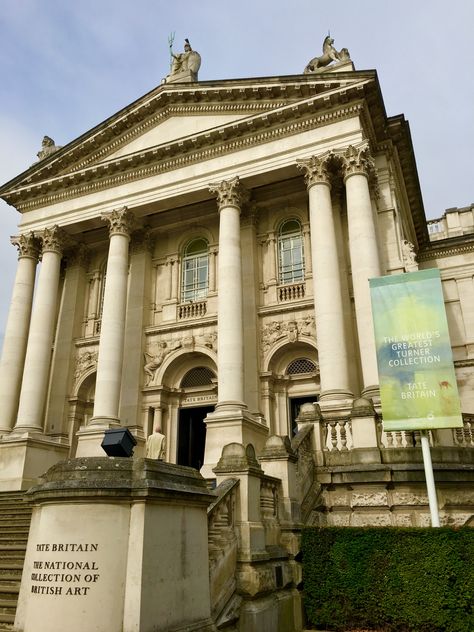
[420, 430, 440, 527]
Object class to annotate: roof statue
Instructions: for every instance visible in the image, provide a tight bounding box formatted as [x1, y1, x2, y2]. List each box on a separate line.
[304, 35, 351, 73]
[164, 37, 201, 84]
[36, 135, 61, 161]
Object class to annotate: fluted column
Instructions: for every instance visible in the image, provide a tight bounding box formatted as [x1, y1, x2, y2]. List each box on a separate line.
[90, 207, 135, 426]
[209, 177, 248, 408]
[0, 234, 40, 433]
[342, 144, 382, 392]
[14, 226, 66, 433]
[297, 155, 351, 400]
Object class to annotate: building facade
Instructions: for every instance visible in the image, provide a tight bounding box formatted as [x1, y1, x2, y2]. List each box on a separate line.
[0, 49, 473, 525]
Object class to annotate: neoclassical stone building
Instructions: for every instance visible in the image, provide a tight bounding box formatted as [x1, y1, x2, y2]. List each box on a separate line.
[0, 46, 473, 526]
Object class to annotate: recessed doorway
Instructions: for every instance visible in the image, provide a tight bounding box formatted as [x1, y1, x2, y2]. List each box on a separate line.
[177, 405, 214, 470]
[289, 395, 318, 436]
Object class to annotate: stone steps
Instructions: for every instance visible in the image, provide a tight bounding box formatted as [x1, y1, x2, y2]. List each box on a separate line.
[0, 492, 32, 629]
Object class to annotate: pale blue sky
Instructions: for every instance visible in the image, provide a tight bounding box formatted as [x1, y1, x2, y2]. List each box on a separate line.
[1, 0, 473, 345]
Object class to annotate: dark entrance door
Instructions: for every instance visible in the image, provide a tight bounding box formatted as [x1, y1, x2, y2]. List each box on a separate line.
[289, 396, 318, 436]
[177, 405, 214, 470]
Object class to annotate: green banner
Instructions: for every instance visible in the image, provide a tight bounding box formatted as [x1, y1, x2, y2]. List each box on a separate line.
[370, 269, 463, 431]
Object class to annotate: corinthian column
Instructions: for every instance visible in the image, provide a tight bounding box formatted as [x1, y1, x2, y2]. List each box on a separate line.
[90, 207, 135, 426]
[14, 226, 66, 433]
[202, 178, 268, 477]
[0, 234, 40, 433]
[209, 177, 248, 408]
[297, 154, 352, 400]
[342, 144, 381, 393]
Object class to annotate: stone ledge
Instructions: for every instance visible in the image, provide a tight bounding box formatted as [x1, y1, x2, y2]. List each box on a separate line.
[27, 457, 216, 506]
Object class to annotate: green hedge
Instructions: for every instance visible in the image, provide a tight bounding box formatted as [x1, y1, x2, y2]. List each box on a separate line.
[302, 527, 474, 632]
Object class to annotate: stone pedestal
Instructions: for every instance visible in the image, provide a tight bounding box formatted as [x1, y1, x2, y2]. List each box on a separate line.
[202, 408, 268, 479]
[0, 436, 68, 491]
[15, 458, 217, 632]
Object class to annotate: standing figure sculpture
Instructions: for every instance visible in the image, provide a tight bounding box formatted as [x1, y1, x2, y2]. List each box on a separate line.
[166, 38, 201, 83]
[304, 35, 350, 73]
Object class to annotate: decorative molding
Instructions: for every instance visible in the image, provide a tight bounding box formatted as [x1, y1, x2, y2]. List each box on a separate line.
[11, 102, 365, 212]
[418, 240, 474, 261]
[101, 206, 136, 238]
[144, 330, 217, 385]
[10, 232, 40, 260]
[71, 102, 288, 172]
[209, 176, 249, 211]
[21, 78, 370, 184]
[74, 349, 99, 383]
[261, 316, 316, 354]
[454, 359, 474, 368]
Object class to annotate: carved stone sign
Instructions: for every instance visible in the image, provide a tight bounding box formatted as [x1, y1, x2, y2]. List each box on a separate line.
[15, 458, 217, 632]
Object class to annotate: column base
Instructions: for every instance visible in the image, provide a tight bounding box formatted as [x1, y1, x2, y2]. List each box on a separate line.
[0, 433, 69, 491]
[362, 384, 380, 400]
[319, 389, 354, 404]
[201, 407, 269, 479]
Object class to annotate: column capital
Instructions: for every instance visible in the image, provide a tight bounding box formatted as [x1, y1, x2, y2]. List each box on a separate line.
[340, 144, 375, 182]
[10, 232, 41, 260]
[209, 176, 249, 211]
[296, 154, 332, 189]
[37, 225, 69, 256]
[101, 206, 136, 238]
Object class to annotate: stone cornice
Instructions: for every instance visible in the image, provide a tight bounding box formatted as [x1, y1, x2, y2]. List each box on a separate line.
[454, 359, 474, 368]
[419, 236, 474, 261]
[7, 74, 373, 190]
[9, 101, 366, 213]
[3, 78, 374, 211]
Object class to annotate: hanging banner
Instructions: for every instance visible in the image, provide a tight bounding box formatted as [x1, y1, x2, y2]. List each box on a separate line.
[369, 269, 463, 431]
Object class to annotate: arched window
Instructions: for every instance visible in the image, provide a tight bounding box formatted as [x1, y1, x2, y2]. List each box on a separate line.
[181, 238, 209, 303]
[286, 357, 317, 375]
[180, 367, 216, 388]
[278, 219, 304, 284]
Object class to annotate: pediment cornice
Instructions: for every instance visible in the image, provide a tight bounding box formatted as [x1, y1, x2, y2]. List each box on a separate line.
[0, 72, 379, 204]
[3, 78, 375, 211]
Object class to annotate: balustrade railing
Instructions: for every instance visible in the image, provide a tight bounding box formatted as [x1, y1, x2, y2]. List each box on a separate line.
[454, 415, 474, 446]
[278, 282, 305, 302]
[178, 300, 207, 319]
[324, 418, 352, 451]
[207, 478, 239, 623]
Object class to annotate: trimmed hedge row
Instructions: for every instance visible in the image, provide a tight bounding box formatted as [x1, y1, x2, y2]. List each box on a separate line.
[302, 527, 474, 632]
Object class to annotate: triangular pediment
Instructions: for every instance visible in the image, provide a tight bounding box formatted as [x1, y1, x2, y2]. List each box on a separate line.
[0, 71, 384, 205]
